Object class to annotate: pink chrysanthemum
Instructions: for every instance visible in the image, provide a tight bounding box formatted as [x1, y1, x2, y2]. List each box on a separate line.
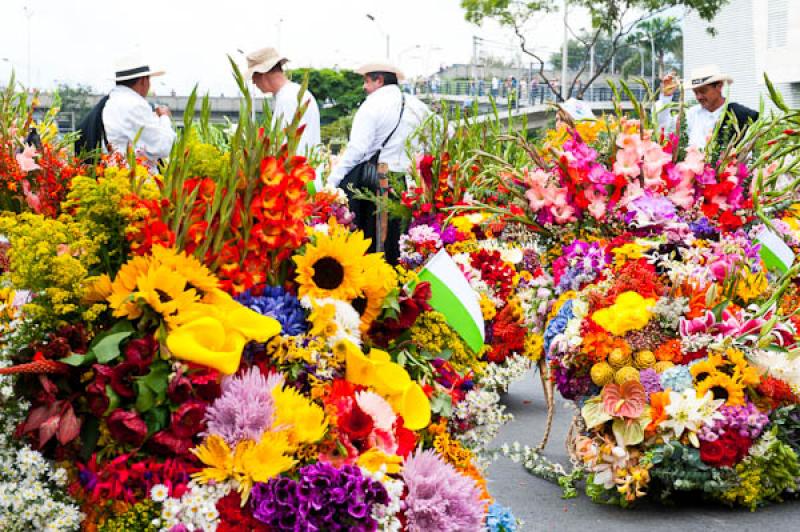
[402, 449, 484, 532]
[355, 390, 396, 432]
[203, 367, 284, 446]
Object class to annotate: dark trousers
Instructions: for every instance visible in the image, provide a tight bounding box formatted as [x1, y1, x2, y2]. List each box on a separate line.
[340, 173, 402, 265]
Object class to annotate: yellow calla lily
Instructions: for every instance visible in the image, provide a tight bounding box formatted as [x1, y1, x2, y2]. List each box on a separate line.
[166, 316, 248, 375]
[388, 383, 431, 431]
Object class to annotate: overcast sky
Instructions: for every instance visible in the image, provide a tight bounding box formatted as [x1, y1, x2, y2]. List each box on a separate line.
[0, 0, 679, 97]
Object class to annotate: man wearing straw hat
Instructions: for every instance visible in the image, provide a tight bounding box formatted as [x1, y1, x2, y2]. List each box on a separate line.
[657, 64, 758, 150]
[329, 61, 431, 263]
[102, 55, 176, 166]
[246, 47, 321, 156]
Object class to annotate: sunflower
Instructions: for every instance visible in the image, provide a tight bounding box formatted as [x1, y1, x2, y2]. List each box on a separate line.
[107, 255, 152, 319]
[724, 348, 761, 386]
[134, 265, 199, 324]
[293, 224, 370, 301]
[695, 371, 745, 406]
[690, 353, 724, 383]
[151, 246, 219, 297]
[353, 253, 397, 332]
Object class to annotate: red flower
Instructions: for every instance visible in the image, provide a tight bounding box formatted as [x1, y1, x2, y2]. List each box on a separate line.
[699, 438, 726, 466]
[216, 491, 271, 531]
[699, 429, 753, 467]
[123, 336, 157, 368]
[110, 361, 142, 399]
[170, 400, 207, 439]
[147, 430, 194, 457]
[87, 365, 113, 417]
[394, 417, 417, 458]
[107, 409, 148, 447]
[419, 154, 435, 188]
[338, 402, 374, 441]
[167, 370, 194, 404]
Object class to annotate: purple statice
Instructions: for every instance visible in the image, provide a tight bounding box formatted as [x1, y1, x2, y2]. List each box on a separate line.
[689, 217, 716, 238]
[627, 193, 677, 228]
[203, 367, 283, 446]
[552, 240, 609, 292]
[251, 463, 388, 531]
[402, 449, 485, 532]
[521, 248, 541, 272]
[698, 402, 770, 442]
[639, 368, 663, 398]
[236, 286, 308, 336]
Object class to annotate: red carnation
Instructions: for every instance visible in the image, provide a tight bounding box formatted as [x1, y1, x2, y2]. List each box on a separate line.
[107, 409, 148, 447]
[338, 402, 374, 441]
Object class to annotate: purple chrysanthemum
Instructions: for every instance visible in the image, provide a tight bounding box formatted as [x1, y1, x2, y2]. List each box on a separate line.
[236, 286, 308, 336]
[203, 367, 283, 446]
[402, 449, 485, 532]
[251, 463, 388, 531]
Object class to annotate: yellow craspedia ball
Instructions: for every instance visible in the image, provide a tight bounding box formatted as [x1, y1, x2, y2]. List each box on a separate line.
[590, 362, 615, 387]
[614, 366, 640, 385]
[634, 350, 656, 369]
[654, 361, 674, 373]
[608, 348, 632, 370]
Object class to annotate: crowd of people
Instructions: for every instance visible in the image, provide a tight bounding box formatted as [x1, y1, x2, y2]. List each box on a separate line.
[84, 49, 757, 265]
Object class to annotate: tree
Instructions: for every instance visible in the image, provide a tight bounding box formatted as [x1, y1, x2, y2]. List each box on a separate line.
[626, 16, 682, 80]
[55, 83, 93, 124]
[290, 68, 364, 124]
[550, 32, 640, 74]
[461, 0, 728, 101]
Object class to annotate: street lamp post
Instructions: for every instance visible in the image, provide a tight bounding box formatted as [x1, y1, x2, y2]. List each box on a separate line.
[23, 5, 33, 88]
[366, 14, 390, 60]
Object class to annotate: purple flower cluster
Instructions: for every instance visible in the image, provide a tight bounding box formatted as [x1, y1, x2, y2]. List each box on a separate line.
[638, 368, 663, 398]
[250, 462, 388, 531]
[698, 401, 770, 442]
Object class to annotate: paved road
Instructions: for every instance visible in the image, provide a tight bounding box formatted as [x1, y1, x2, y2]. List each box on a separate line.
[486, 370, 800, 532]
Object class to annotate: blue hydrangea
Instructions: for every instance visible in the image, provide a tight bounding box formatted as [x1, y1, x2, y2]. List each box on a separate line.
[236, 286, 308, 336]
[486, 503, 517, 532]
[660, 365, 693, 392]
[543, 299, 573, 356]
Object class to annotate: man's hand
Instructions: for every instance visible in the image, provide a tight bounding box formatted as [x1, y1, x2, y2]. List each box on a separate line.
[155, 105, 171, 117]
[661, 72, 679, 97]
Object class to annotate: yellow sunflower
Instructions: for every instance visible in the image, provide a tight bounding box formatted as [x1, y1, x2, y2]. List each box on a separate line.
[690, 353, 724, 383]
[293, 226, 369, 301]
[107, 255, 152, 319]
[695, 371, 745, 406]
[724, 348, 761, 386]
[134, 265, 199, 323]
[150, 246, 219, 297]
[352, 253, 397, 332]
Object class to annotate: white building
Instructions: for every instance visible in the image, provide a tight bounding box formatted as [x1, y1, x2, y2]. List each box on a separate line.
[683, 0, 800, 109]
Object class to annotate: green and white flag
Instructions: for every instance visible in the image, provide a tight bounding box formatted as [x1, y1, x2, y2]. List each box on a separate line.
[418, 249, 485, 352]
[757, 228, 795, 274]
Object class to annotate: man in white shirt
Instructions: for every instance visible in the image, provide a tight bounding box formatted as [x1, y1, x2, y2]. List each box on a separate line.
[246, 47, 321, 156]
[102, 56, 176, 167]
[329, 62, 431, 263]
[656, 64, 758, 150]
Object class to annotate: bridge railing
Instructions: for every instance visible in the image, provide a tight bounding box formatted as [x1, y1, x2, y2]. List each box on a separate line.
[406, 79, 647, 106]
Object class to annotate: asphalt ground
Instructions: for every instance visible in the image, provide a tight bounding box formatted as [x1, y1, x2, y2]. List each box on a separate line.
[486, 370, 800, 532]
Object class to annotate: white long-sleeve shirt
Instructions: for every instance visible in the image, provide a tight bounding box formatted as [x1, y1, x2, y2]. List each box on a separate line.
[656, 93, 726, 150]
[272, 81, 321, 156]
[102, 85, 176, 164]
[328, 85, 431, 188]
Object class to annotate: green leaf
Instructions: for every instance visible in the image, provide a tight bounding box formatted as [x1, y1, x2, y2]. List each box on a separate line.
[79, 416, 100, 461]
[144, 405, 170, 436]
[104, 384, 121, 416]
[94, 331, 135, 364]
[134, 360, 171, 412]
[581, 397, 612, 428]
[59, 351, 95, 367]
[430, 393, 453, 417]
[436, 349, 453, 361]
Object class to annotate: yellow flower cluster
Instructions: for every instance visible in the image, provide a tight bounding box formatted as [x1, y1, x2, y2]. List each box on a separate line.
[479, 295, 497, 321]
[592, 291, 656, 337]
[524, 333, 544, 362]
[611, 243, 646, 267]
[736, 268, 768, 303]
[185, 138, 229, 178]
[434, 431, 473, 469]
[0, 212, 100, 327]
[410, 311, 475, 373]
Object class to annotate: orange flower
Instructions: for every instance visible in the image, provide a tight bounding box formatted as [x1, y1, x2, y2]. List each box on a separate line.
[645, 391, 671, 437]
[654, 339, 681, 362]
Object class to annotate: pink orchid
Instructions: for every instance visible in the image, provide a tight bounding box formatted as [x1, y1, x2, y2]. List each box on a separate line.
[613, 147, 641, 178]
[16, 144, 40, 173]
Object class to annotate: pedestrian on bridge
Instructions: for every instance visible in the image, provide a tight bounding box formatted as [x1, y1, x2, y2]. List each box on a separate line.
[101, 55, 176, 168]
[246, 47, 321, 157]
[328, 62, 431, 263]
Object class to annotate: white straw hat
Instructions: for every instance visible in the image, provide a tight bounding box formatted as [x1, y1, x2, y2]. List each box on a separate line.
[245, 47, 288, 80]
[113, 55, 165, 82]
[684, 64, 733, 90]
[356, 62, 405, 81]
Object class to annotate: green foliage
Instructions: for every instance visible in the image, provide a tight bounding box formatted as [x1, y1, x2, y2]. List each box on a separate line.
[645, 441, 737, 501]
[97, 499, 160, 532]
[54, 82, 94, 124]
[290, 67, 364, 124]
[320, 112, 354, 146]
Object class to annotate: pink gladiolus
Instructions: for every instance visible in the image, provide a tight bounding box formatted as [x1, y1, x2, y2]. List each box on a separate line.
[613, 147, 641, 178]
[16, 144, 40, 173]
[525, 183, 554, 211]
[550, 189, 576, 223]
[584, 187, 608, 220]
[616, 133, 643, 156]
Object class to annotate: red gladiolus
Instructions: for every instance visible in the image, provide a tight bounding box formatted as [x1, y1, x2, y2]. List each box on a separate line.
[107, 409, 148, 447]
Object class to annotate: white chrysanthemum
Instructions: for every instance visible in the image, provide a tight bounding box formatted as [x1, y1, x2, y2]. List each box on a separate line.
[150, 483, 169, 503]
